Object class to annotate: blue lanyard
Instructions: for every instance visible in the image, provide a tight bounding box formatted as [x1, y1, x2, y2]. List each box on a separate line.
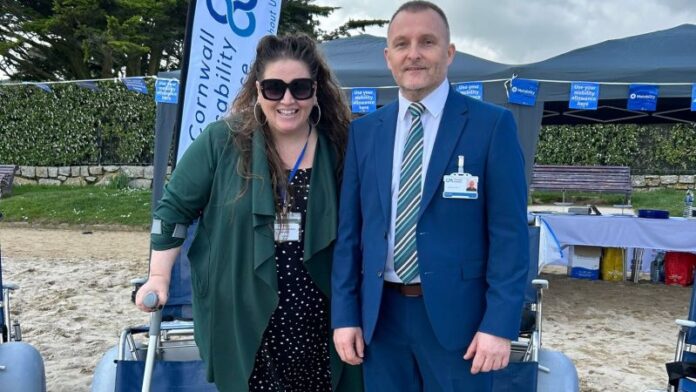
[281, 127, 312, 209]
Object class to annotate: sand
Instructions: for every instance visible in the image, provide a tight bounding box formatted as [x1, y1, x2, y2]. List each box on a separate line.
[0, 226, 149, 391]
[0, 225, 689, 392]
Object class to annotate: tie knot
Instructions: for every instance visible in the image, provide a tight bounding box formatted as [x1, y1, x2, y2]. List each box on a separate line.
[408, 102, 425, 118]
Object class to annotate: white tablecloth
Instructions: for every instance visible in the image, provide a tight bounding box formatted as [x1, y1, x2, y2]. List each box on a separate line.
[536, 214, 696, 268]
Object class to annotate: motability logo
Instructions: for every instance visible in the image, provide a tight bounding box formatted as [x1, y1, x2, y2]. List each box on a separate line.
[207, 0, 257, 37]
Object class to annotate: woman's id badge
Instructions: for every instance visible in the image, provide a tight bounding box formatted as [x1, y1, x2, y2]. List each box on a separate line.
[442, 155, 478, 199]
[274, 212, 302, 242]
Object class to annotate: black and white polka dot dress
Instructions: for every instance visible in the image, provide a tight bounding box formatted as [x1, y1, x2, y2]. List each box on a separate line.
[249, 168, 332, 392]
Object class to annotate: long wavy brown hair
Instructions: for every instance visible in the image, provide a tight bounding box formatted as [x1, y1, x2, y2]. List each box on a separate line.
[229, 34, 350, 210]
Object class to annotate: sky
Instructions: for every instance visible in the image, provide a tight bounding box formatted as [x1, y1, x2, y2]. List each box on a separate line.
[3, 1, 693, 80]
[318, 0, 696, 64]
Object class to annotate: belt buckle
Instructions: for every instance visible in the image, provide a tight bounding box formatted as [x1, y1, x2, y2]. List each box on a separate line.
[400, 284, 422, 297]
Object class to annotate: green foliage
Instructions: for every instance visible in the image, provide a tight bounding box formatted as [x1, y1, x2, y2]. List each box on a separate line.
[320, 19, 390, 41]
[0, 0, 187, 80]
[631, 188, 686, 217]
[530, 191, 625, 206]
[653, 123, 696, 170]
[1, 0, 385, 80]
[0, 184, 151, 227]
[531, 189, 685, 216]
[107, 173, 132, 190]
[535, 123, 696, 174]
[279, 0, 338, 37]
[0, 185, 683, 229]
[0, 81, 155, 165]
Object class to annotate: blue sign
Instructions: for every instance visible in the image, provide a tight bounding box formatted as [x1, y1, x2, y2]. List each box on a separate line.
[627, 84, 658, 111]
[455, 82, 483, 100]
[691, 84, 696, 111]
[569, 82, 599, 110]
[35, 83, 52, 93]
[122, 78, 148, 94]
[155, 79, 180, 104]
[508, 78, 539, 106]
[76, 81, 98, 91]
[351, 88, 377, 113]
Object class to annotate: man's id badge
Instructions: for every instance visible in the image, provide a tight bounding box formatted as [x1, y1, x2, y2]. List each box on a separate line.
[274, 212, 302, 242]
[443, 155, 478, 199]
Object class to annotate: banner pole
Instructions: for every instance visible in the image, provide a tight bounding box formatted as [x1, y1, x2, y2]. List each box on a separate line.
[171, 0, 198, 168]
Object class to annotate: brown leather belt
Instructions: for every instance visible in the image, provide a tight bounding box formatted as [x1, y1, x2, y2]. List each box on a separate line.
[384, 281, 423, 297]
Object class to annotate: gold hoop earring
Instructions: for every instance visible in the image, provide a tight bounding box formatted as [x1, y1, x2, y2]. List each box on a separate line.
[310, 103, 321, 127]
[253, 101, 267, 125]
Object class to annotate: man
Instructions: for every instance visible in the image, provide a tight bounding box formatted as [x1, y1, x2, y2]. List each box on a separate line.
[331, 1, 530, 391]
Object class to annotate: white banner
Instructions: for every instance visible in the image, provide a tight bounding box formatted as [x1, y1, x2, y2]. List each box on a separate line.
[177, 0, 281, 162]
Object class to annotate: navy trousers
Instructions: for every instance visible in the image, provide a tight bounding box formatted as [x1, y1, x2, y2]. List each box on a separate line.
[363, 286, 493, 392]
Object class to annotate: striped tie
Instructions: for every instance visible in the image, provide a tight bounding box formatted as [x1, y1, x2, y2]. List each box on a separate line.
[394, 102, 426, 283]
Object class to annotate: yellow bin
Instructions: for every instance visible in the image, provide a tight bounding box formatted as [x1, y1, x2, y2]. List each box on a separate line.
[601, 247, 625, 281]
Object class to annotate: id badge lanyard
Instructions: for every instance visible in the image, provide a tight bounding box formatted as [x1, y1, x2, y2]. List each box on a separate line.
[275, 127, 312, 242]
[280, 126, 312, 214]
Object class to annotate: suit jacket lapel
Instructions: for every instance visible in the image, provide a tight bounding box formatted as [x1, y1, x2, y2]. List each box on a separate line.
[420, 89, 469, 216]
[375, 102, 398, 224]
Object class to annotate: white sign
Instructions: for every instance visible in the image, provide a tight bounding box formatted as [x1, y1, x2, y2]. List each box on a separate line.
[177, 0, 282, 163]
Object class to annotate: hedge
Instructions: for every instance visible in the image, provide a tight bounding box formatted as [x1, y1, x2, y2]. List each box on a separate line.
[1, 83, 695, 174]
[0, 81, 156, 166]
[535, 123, 696, 174]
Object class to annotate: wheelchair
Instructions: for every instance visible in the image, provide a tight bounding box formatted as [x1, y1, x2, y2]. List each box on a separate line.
[0, 212, 47, 391]
[666, 280, 696, 392]
[494, 223, 579, 392]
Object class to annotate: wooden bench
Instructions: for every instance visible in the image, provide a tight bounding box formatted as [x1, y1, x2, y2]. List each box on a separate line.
[0, 165, 19, 199]
[530, 164, 632, 204]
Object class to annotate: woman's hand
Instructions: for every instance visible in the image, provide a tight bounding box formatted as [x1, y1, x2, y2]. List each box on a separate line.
[135, 275, 170, 312]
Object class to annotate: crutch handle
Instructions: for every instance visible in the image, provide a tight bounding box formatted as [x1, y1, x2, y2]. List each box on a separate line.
[143, 291, 159, 309]
[142, 292, 162, 392]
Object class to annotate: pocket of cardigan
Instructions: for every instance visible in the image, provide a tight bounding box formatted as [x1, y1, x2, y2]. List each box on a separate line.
[188, 225, 211, 297]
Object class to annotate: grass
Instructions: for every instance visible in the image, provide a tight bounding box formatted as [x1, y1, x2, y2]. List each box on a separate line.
[0, 185, 689, 228]
[0, 184, 151, 228]
[531, 188, 687, 216]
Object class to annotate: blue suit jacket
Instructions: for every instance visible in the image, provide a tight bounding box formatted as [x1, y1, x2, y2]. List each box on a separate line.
[331, 88, 530, 351]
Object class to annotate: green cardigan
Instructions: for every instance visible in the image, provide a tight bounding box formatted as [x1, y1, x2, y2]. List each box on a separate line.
[152, 119, 362, 392]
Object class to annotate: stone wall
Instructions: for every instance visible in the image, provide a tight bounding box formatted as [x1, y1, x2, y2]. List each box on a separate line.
[9, 166, 696, 191]
[12, 165, 169, 189]
[632, 175, 695, 190]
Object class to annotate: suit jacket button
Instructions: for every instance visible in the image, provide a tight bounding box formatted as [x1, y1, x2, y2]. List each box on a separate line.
[377, 271, 383, 278]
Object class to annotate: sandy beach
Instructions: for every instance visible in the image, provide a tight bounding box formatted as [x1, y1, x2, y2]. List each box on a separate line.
[0, 225, 689, 391]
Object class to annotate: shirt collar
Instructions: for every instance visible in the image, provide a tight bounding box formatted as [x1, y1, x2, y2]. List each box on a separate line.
[398, 78, 450, 121]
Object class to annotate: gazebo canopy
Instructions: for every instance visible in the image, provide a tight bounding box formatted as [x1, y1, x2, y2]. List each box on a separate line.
[320, 34, 511, 103]
[319, 26, 696, 180]
[516, 24, 696, 86]
[160, 25, 696, 184]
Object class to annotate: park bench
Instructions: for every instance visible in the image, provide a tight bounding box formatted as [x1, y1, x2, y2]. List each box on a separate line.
[0, 165, 18, 199]
[530, 164, 632, 204]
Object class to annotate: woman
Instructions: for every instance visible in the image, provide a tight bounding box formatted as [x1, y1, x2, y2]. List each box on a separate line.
[135, 34, 362, 392]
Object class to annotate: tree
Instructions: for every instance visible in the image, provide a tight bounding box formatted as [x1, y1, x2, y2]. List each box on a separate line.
[320, 18, 388, 41]
[0, 0, 187, 80]
[0, 0, 385, 81]
[278, 0, 387, 41]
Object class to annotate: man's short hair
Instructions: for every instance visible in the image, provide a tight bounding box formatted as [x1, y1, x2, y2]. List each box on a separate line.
[389, 1, 450, 36]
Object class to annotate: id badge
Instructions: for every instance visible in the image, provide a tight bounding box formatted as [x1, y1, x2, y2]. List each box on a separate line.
[274, 212, 302, 242]
[443, 172, 478, 199]
[443, 155, 478, 199]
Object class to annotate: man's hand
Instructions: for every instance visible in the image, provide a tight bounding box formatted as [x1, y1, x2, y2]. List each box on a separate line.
[463, 332, 511, 374]
[333, 327, 365, 365]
